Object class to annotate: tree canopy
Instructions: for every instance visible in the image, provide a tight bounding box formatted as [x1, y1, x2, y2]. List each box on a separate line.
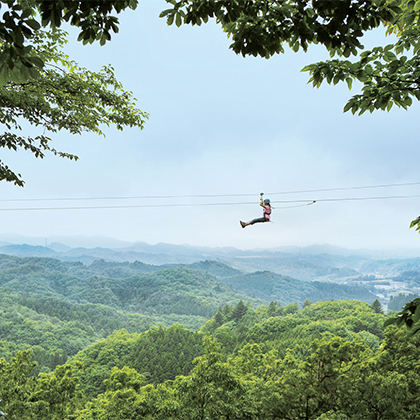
[0, 0, 138, 84]
[4, 0, 418, 118]
[1, 1, 146, 186]
[2, 299, 420, 420]
[159, 0, 420, 116]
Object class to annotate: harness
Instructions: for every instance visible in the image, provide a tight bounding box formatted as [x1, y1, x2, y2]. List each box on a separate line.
[263, 205, 271, 221]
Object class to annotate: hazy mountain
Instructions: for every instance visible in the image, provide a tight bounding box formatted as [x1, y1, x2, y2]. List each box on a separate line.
[359, 258, 420, 277]
[0, 244, 59, 258]
[221, 270, 377, 305]
[0, 234, 133, 249]
[0, 254, 265, 317]
[1, 239, 420, 287]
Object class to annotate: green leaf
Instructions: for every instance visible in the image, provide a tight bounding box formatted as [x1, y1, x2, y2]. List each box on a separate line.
[25, 18, 41, 30]
[407, 0, 416, 12]
[405, 13, 415, 25]
[410, 216, 420, 230]
[0, 64, 10, 86]
[343, 102, 353, 113]
[412, 304, 420, 324]
[21, 8, 33, 19]
[175, 12, 182, 27]
[28, 56, 44, 68]
[403, 96, 412, 106]
[301, 65, 314, 73]
[159, 9, 172, 18]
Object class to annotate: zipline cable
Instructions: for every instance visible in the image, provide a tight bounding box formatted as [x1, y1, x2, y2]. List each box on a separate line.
[1, 181, 420, 202]
[0, 195, 419, 211]
[273, 195, 420, 204]
[267, 181, 420, 196]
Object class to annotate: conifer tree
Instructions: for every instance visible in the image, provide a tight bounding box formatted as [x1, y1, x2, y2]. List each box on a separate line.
[232, 300, 248, 322]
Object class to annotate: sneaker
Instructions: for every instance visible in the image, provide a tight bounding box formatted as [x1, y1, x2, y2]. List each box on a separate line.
[240, 221, 246, 228]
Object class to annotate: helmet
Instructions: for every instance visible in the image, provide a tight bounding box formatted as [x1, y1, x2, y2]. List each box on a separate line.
[263, 199, 270, 204]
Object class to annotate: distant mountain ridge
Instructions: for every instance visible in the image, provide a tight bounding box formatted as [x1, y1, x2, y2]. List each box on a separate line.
[0, 253, 377, 307]
[1, 240, 420, 286]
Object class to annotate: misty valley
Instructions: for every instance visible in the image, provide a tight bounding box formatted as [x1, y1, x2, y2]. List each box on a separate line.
[1, 242, 420, 419]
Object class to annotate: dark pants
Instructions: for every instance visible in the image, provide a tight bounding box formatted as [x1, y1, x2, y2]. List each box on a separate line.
[249, 217, 268, 225]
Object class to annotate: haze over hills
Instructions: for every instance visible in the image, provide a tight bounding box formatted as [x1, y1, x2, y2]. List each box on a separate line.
[0, 250, 378, 373]
[0, 235, 420, 308]
[1, 235, 420, 275]
[2, 233, 420, 258]
[1, 238, 419, 419]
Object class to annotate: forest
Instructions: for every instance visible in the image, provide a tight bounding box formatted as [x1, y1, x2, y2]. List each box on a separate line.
[0, 254, 378, 370]
[0, 253, 419, 419]
[2, 0, 420, 417]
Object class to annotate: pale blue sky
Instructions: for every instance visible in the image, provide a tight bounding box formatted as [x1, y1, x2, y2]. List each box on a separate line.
[1, 1, 420, 251]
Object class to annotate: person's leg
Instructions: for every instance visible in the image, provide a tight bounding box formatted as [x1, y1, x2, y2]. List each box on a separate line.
[240, 217, 270, 228]
[243, 217, 266, 227]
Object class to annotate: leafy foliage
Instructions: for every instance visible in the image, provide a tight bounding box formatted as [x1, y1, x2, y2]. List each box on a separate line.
[410, 215, 420, 233]
[388, 292, 420, 311]
[1, 297, 420, 420]
[300, 0, 420, 116]
[160, 0, 396, 58]
[385, 297, 420, 335]
[0, 254, 265, 372]
[160, 0, 420, 116]
[71, 320, 420, 420]
[69, 324, 204, 399]
[0, 349, 37, 419]
[1, 28, 147, 185]
[371, 298, 384, 313]
[0, 0, 138, 83]
[201, 299, 385, 357]
[0, 286, 171, 373]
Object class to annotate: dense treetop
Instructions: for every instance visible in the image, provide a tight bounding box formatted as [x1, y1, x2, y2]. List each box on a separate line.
[2, 297, 420, 420]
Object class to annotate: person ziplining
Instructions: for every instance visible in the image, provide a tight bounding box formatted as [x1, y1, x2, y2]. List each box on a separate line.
[240, 193, 272, 228]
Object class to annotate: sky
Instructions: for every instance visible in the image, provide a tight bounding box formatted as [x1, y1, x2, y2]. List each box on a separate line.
[1, 0, 420, 252]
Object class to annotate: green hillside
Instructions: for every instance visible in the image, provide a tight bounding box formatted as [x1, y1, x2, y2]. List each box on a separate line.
[62, 299, 386, 399]
[0, 255, 265, 315]
[222, 270, 377, 305]
[360, 258, 420, 277]
[71, 324, 204, 398]
[0, 255, 264, 372]
[2, 291, 419, 420]
[0, 253, 379, 385]
[227, 255, 360, 281]
[0, 287, 205, 373]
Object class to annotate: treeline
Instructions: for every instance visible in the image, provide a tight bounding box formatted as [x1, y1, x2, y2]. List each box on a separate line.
[0, 254, 381, 374]
[0, 256, 267, 372]
[0, 255, 265, 316]
[1, 299, 419, 419]
[0, 287, 213, 373]
[0, 255, 377, 310]
[63, 299, 384, 400]
[78, 328, 420, 420]
[222, 270, 376, 304]
[388, 292, 420, 312]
